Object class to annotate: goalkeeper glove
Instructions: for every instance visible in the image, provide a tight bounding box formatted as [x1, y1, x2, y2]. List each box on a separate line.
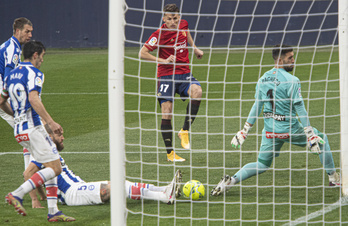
[231, 122, 252, 148]
[304, 126, 325, 154]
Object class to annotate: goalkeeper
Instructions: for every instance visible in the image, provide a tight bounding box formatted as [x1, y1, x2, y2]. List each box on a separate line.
[211, 44, 340, 196]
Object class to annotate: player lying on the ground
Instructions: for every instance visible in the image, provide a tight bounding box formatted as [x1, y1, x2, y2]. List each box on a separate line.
[24, 132, 182, 206]
[211, 44, 340, 196]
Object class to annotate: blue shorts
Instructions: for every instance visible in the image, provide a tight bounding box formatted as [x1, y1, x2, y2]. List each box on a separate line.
[157, 73, 201, 105]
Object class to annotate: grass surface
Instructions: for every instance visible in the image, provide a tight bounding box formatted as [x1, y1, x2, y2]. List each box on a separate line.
[0, 47, 346, 225]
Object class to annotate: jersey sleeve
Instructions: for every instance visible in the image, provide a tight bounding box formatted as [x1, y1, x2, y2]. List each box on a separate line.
[246, 83, 264, 125]
[4, 46, 20, 78]
[28, 70, 44, 93]
[144, 30, 160, 51]
[288, 78, 303, 105]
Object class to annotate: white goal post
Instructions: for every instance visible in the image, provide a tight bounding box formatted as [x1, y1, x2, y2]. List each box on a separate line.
[109, 0, 126, 225]
[339, 0, 348, 197]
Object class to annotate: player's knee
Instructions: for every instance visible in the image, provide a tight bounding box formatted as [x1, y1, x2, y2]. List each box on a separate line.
[258, 158, 272, 168]
[190, 85, 202, 99]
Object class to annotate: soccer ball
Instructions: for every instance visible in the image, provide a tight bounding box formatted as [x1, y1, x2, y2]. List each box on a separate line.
[182, 180, 205, 200]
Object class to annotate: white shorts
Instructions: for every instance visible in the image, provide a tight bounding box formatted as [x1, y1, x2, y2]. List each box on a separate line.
[18, 125, 59, 163]
[60, 181, 108, 206]
[0, 107, 14, 128]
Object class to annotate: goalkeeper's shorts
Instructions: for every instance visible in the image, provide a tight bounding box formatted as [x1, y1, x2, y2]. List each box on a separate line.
[258, 127, 325, 162]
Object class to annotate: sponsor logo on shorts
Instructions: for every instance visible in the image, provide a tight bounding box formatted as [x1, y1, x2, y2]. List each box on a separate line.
[88, 185, 95, 191]
[266, 131, 289, 139]
[15, 133, 29, 143]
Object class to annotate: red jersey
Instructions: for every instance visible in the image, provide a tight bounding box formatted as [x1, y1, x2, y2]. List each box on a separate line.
[144, 19, 191, 77]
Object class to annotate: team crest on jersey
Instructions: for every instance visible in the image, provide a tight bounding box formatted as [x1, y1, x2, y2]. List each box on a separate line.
[149, 37, 157, 46]
[12, 54, 19, 64]
[182, 31, 186, 37]
[35, 77, 43, 87]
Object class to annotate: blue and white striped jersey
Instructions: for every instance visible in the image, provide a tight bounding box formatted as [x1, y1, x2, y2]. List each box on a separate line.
[2, 62, 44, 135]
[32, 156, 85, 194]
[0, 36, 22, 89]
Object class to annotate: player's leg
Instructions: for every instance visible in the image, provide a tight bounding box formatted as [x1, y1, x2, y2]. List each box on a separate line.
[292, 127, 340, 186]
[158, 76, 185, 162]
[211, 132, 284, 196]
[0, 108, 30, 170]
[125, 171, 180, 204]
[177, 73, 202, 149]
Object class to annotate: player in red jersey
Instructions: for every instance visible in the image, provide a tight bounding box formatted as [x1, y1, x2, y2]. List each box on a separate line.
[139, 3, 204, 162]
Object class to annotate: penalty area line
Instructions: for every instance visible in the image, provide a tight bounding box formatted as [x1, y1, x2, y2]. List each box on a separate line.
[283, 196, 348, 226]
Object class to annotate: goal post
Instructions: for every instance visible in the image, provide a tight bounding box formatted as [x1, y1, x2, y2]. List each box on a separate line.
[339, 0, 348, 197]
[109, 0, 126, 225]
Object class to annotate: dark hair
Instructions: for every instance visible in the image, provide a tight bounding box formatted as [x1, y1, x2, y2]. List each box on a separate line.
[272, 44, 293, 60]
[13, 17, 32, 34]
[163, 4, 179, 13]
[22, 41, 46, 60]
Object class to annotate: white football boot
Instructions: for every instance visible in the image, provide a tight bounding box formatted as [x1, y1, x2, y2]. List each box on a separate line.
[163, 170, 182, 204]
[328, 172, 340, 186]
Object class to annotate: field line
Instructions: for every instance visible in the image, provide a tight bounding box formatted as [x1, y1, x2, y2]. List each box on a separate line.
[0, 152, 109, 155]
[283, 196, 348, 226]
[43, 92, 107, 95]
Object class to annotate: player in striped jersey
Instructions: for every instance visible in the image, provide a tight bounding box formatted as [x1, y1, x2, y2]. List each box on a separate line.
[27, 158, 181, 206]
[24, 131, 182, 206]
[0, 41, 75, 222]
[0, 17, 33, 171]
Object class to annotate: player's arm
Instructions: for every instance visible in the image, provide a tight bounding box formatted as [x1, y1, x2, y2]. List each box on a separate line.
[187, 29, 203, 59]
[294, 101, 324, 154]
[0, 93, 13, 116]
[28, 90, 63, 135]
[231, 100, 263, 148]
[100, 182, 111, 203]
[139, 46, 175, 64]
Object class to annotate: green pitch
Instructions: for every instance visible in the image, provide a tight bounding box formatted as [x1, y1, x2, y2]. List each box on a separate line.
[0, 47, 346, 225]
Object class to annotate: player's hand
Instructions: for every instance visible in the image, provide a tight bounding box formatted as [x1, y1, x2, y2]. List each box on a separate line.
[32, 199, 45, 208]
[231, 122, 252, 148]
[164, 55, 176, 64]
[304, 126, 325, 154]
[194, 48, 203, 59]
[47, 121, 63, 135]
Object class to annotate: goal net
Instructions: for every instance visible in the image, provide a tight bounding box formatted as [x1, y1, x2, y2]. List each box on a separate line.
[119, 0, 347, 224]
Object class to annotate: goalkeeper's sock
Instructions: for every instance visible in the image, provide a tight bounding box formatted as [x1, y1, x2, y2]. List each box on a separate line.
[233, 161, 269, 183]
[46, 177, 59, 215]
[161, 119, 173, 154]
[12, 167, 56, 199]
[183, 100, 201, 131]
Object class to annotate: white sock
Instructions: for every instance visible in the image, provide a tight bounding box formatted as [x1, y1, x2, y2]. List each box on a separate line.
[46, 177, 59, 215]
[23, 148, 30, 170]
[12, 167, 56, 199]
